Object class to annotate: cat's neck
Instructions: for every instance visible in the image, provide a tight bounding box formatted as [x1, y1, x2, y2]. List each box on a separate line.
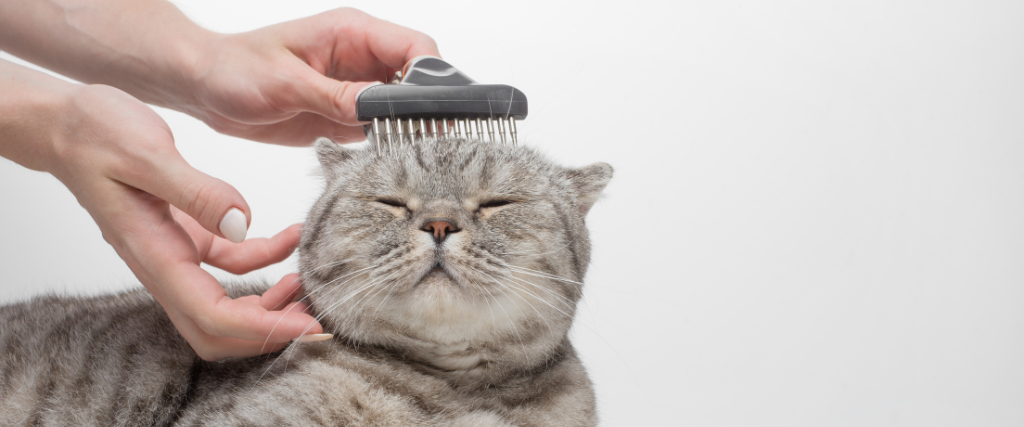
[322, 333, 572, 387]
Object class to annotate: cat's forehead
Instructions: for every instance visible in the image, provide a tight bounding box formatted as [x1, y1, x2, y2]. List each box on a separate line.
[349, 141, 553, 196]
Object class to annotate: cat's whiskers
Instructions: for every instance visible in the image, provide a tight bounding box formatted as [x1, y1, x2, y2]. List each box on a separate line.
[258, 281, 377, 382]
[507, 265, 583, 286]
[471, 267, 556, 336]
[503, 273, 577, 310]
[300, 264, 376, 301]
[486, 261, 579, 309]
[370, 269, 410, 320]
[477, 281, 531, 366]
[474, 274, 499, 340]
[500, 275, 575, 319]
[491, 243, 571, 257]
[362, 269, 407, 320]
[308, 268, 403, 334]
[503, 267, 646, 404]
[255, 268, 394, 383]
[343, 267, 407, 321]
[285, 266, 409, 372]
[507, 266, 607, 343]
[257, 263, 376, 357]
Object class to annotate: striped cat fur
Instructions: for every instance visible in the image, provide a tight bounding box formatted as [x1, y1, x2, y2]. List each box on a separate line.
[0, 137, 612, 426]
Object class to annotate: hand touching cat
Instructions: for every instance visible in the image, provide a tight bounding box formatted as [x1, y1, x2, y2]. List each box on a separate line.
[0, 70, 323, 360]
[0, 2, 438, 360]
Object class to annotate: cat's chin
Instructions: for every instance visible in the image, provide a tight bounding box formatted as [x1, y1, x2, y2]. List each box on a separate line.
[415, 266, 457, 289]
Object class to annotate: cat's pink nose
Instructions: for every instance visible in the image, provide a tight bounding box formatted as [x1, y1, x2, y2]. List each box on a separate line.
[423, 219, 459, 244]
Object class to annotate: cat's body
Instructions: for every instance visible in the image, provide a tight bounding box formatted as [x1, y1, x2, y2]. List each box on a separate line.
[0, 137, 611, 426]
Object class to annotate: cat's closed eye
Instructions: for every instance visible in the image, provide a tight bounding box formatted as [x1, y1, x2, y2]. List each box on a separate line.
[476, 199, 514, 216]
[478, 200, 513, 209]
[375, 198, 407, 209]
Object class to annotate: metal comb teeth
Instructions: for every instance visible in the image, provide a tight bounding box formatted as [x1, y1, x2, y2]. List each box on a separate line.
[369, 115, 519, 153]
[357, 56, 527, 155]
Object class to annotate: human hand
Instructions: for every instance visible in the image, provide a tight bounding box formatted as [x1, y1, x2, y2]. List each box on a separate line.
[46, 84, 323, 360]
[186, 7, 440, 146]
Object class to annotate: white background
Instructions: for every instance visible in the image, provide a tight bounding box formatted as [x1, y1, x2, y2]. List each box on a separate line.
[2, 1, 1023, 425]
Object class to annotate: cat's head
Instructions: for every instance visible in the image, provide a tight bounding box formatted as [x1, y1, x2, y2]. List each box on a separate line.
[299, 137, 611, 374]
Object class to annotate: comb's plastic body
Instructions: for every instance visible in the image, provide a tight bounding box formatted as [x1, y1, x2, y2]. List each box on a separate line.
[355, 85, 527, 121]
[356, 56, 527, 151]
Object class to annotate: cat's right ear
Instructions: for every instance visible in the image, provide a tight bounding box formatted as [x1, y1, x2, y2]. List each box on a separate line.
[314, 137, 355, 181]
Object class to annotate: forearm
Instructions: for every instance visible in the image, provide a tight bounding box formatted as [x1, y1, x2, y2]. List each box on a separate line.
[0, 58, 74, 172]
[0, 0, 213, 112]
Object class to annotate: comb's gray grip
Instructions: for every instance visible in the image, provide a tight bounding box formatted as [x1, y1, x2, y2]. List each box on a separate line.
[357, 56, 527, 121]
[400, 56, 476, 86]
[356, 85, 527, 121]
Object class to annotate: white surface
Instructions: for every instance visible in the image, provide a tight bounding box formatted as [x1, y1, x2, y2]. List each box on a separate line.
[2, 1, 1024, 425]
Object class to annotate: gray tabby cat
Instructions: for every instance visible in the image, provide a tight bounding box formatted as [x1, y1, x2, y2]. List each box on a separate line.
[0, 137, 612, 426]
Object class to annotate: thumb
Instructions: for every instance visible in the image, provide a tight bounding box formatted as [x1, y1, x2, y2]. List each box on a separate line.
[292, 71, 380, 126]
[128, 154, 251, 243]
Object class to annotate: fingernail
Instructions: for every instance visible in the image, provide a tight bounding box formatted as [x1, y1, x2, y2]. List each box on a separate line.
[219, 208, 248, 243]
[294, 333, 332, 343]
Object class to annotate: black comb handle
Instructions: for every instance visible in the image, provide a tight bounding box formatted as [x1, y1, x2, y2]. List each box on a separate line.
[356, 56, 527, 121]
[357, 56, 526, 152]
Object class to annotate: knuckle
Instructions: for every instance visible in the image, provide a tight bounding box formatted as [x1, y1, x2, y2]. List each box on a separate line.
[193, 313, 222, 338]
[332, 84, 353, 121]
[417, 33, 438, 50]
[105, 143, 176, 191]
[178, 179, 229, 227]
[332, 7, 364, 18]
[203, 115, 234, 134]
[266, 75, 305, 112]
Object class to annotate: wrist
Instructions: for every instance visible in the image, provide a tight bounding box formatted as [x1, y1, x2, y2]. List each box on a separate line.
[0, 59, 75, 173]
[0, 0, 222, 119]
[150, 27, 223, 117]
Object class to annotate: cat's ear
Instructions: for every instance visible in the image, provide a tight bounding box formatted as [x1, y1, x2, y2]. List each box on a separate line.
[315, 137, 355, 180]
[564, 162, 613, 217]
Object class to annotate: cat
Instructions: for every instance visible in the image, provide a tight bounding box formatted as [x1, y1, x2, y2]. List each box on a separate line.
[0, 136, 612, 426]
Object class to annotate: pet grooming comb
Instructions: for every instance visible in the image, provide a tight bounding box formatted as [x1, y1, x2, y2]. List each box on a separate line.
[356, 56, 527, 153]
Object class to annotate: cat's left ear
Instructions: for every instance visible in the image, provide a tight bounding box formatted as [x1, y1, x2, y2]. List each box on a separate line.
[315, 137, 356, 181]
[563, 162, 613, 217]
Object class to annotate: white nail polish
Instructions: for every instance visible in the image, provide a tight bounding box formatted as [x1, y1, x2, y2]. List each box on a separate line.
[219, 208, 247, 243]
[294, 333, 333, 343]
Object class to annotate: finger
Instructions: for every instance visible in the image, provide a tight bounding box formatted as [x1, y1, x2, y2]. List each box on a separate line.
[227, 295, 306, 312]
[205, 224, 302, 274]
[332, 8, 441, 71]
[203, 110, 367, 146]
[290, 301, 312, 314]
[169, 206, 217, 260]
[117, 151, 251, 244]
[260, 273, 304, 311]
[289, 73, 379, 126]
[162, 305, 292, 360]
[153, 255, 322, 343]
[104, 183, 312, 360]
[280, 8, 440, 75]
[360, 14, 441, 69]
[118, 219, 304, 360]
[210, 297, 323, 342]
[276, 10, 440, 126]
[235, 294, 262, 305]
[277, 301, 309, 314]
